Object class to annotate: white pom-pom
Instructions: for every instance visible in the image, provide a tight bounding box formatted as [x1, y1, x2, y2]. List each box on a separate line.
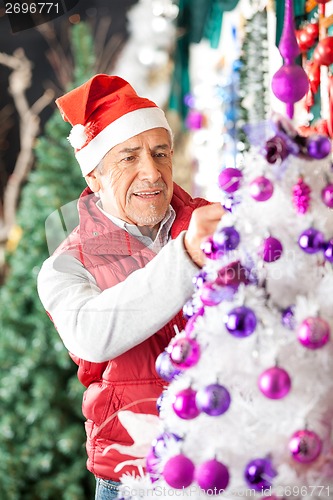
[67, 124, 87, 149]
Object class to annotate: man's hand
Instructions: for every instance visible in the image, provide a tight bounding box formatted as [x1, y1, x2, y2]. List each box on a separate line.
[184, 203, 225, 267]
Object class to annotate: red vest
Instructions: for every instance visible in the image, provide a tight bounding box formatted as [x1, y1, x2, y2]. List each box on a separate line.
[54, 183, 208, 480]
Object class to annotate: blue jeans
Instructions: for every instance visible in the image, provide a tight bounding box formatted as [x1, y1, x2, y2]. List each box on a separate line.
[95, 478, 121, 500]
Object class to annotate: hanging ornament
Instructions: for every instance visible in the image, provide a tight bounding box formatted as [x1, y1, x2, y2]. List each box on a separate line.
[305, 22, 319, 42]
[306, 135, 331, 159]
[298, 227, 324, 253]
[172, 387, 200, 419]
[313, 37, 333, 66]
[185, 110, 205, 130]
[323, 239, 333, 263]
[213, 226, 240, 253]
[155, 350, 182, 382]
[151, 432, 183, 458]
[281, 305, 295, 330]
[271, 0, 309, 118]
[296, 29, 315, 52]
[264, 135, 289, 164]
[297, 316, 330, 349]
[292, 177, 311, 214]
[200, 282, 227, 307]
[215, 260, 249, 289]
[195, 458, 230, 492]
[262, 236, 283, 263]
[224, 306, 257, 338]
[258, 366, 292, 399]
[289, 429, 322, 463]
[169, 337, 201, 369]
[201, 236, 221, 260]
[249, 176, 274, 202]
[321, 183, 333, 208]
[195, 383, 231, 416]
[218, 167, 243, 193]
[163, 454, 195, 489]
[244, 457, 277, 491]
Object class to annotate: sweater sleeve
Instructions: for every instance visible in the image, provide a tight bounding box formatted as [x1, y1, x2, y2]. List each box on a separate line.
[37, 231, 198, 363]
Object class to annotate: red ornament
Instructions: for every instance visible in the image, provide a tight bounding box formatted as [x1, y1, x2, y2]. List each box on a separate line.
[305, 22, 319, 41]
[296, 29, 315, 52]
[313, 37, 333, 66]
[307, 62, 321, 94]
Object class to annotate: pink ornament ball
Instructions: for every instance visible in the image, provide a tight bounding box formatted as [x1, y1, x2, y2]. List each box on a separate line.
[258, 366, 291, 400]
[163, 454, 195, 489]
[172, 387, 200, 419]
[218, 168, 243, 193]
[271, 65, 309, 104]
[297, 317, 330, 349]
[249, 176, 274, 202]
[262, 236, 283, 263]
[289, 429, 322, 463]
[195, 459, 230, 492]
[321, 183, 333, 208]
[169, 337, 200, 369]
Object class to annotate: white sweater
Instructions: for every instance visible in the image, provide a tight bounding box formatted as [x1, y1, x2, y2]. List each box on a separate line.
[37, 231, 198, 363]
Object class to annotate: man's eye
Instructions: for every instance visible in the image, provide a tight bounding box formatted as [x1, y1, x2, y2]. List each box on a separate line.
[122, 156, 135, 162]
[155, 152, 167, 157]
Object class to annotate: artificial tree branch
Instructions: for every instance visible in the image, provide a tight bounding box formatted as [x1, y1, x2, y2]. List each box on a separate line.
[0, 48, 54, 243]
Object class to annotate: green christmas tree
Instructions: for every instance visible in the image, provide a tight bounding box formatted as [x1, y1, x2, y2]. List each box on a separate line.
[0, 22, 98, 500]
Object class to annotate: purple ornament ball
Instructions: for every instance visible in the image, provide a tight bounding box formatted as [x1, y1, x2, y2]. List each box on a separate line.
[196, 384, 231, 416]
[289, 429, 322, 463]
[298, 227, 325, 254]
[224, 306, 257, 338]
[169, 337, 200, 369]
[297, 317, 330, 349]
[244, 457, 277, 491]
[218, 167, 243, 193]
[195, 459, 230, 492]
[172, 387, 200, 420]
[321, 183, 333, 208]
[155, 350, 182, 382]
[307, 134, 331, 159]
[323, 239, 333, 263]
[163, 454, 195, 489]
[262, 236, 283, 263]
[213, 226, 240, 252]
[185, 110, 204, 130]
[200, 282, 225, 307]
[249, 176, 274, 202]
[271, 64, 309, 104]
[258, 366, 291, 399]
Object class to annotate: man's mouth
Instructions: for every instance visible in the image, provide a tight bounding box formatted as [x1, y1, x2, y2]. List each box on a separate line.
[132, 190, 162, 198]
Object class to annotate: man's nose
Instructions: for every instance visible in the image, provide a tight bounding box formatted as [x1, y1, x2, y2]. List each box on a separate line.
[138, 155, 162, 183]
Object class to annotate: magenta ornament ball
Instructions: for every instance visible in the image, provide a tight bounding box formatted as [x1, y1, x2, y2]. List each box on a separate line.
[195, 459, 230, 492]
[218, 167, 243, 193]
[289, 429, 322, 463]
[321, 183, 333, 208]
[271, 64, 309, 104]
[258, 366, 292, 399]
[249, 176, 274, 202]
[195, 383, 231, 416]
[169, 337, 201, 369]
[200, 236, 220, 260]
[307, 135, 331, 159]
[297, 317, 330, 349]
[163, 454, 195, 489]
[172, 387, 200, 419]
[200, 282, 225, 307]
[262, 236, 283, 262]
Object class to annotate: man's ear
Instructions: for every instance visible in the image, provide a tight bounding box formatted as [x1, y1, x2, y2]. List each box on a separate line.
[85, 169, 101, 193]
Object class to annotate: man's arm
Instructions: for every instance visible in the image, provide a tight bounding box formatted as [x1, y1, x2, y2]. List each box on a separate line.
[37, 231, 198, 363]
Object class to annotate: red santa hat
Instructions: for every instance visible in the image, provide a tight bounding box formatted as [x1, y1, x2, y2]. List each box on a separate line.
[55, 74, 172, 176]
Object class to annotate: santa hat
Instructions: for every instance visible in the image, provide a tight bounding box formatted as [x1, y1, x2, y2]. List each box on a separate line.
[55, 74, 172, 176]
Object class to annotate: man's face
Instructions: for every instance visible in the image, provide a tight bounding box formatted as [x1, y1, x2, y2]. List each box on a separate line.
[86, 128, 174, 229]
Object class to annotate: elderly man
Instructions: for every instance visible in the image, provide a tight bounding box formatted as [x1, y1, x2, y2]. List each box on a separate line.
[37, 74, 224, 499]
